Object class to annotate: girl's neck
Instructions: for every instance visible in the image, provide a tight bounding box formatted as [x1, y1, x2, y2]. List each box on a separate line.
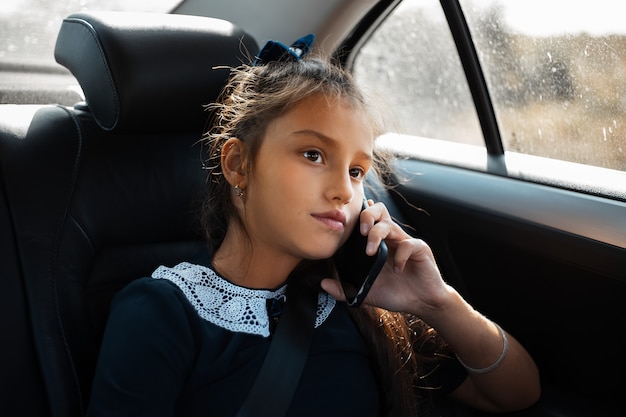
[212, 228, 300, 289]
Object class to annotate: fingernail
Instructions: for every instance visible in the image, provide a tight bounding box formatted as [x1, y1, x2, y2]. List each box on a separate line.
[366, 242, 375, 254]
[360, 223, 368, 235]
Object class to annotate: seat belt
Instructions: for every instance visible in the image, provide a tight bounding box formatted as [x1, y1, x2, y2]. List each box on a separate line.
[235, 280, 318, 417]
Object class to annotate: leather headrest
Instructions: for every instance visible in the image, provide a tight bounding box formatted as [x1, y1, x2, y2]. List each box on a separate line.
[54, 12, 258, 133]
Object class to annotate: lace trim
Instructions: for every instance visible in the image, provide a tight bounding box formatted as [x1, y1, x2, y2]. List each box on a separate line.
[151, 262, 336, 338]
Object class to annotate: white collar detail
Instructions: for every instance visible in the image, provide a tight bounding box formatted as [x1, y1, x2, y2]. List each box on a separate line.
[151, 262, 336, 338]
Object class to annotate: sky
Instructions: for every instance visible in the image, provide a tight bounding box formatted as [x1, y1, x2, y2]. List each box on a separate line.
[492, 0, 626, 36]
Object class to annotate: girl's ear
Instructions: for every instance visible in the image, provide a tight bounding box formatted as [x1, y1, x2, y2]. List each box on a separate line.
[221, 138, 248, 189]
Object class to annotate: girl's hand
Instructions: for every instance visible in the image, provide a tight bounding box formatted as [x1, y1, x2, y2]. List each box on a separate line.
[321, 201, 454, 316]
[321, 201, 542, 413]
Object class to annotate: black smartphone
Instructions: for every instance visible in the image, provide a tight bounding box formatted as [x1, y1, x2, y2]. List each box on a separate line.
[332, 201, 388, 307]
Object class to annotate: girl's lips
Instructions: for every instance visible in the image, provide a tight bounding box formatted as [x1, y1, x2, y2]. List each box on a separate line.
[311, 210, 347, 231]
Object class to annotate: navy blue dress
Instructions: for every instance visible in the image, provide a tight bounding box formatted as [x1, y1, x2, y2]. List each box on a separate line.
[86, 263, 465, 417]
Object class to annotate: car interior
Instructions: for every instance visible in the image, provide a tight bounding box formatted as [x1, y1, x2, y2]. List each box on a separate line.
[1, 1, 625, 417]
[0, 11, 258, 417]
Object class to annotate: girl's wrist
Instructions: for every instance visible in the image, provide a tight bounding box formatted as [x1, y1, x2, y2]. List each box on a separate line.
[408, 283, 460, 321]
[418, 291, 508, 369]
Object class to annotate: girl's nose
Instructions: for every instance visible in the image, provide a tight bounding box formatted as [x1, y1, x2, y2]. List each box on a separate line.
[327, 169, 354, 204]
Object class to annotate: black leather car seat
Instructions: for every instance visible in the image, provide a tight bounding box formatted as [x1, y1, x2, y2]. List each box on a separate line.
[0, 134, 49, 415]
[0, 12, 257, 417]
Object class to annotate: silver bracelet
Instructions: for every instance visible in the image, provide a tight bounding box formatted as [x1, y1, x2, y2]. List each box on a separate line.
[455, 322, 509, 374]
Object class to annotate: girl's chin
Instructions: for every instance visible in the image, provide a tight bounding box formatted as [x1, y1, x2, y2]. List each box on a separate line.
[300, 247, 340, 261]
[292, 236, 342, 261]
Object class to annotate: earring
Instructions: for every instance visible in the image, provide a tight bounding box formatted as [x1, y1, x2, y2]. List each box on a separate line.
[234, 185, 245, 198]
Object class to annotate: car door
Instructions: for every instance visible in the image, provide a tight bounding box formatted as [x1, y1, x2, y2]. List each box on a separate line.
[343, 0, 626, 415]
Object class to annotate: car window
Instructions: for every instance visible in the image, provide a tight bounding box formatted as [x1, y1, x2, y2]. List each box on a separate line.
[352, 0, 483, 147]
[0, 0, 178, 66]
[460, 0, 626, 171]
[354, 0, 626, 174]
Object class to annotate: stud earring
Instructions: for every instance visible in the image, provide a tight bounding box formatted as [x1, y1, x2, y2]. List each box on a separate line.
[234, 185, 245, 198]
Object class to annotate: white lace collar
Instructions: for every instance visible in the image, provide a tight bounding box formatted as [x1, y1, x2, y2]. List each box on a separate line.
[151, 262, 336, 338]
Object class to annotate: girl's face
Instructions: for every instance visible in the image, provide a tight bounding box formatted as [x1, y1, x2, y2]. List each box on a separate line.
[243, 93, 374, 263]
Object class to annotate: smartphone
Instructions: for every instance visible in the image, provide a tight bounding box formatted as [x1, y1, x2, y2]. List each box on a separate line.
[332, 201, 388, 307]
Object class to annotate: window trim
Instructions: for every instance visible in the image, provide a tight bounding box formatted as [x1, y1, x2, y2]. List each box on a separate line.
[439, 0, 503, 155]
[383, 145, 626, 253]
[378, 134, 626, 203]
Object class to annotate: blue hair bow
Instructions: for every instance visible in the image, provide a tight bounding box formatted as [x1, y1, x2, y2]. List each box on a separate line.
[253, 33, 315, 66]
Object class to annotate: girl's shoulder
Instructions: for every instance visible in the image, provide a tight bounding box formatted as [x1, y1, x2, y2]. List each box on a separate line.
[111, 275, 200, 325]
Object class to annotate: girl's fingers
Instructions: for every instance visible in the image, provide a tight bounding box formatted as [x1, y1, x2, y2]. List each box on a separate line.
[361, 202, 410, 255]
[360, 201, 390, 228]
[389, 238, 413, 273]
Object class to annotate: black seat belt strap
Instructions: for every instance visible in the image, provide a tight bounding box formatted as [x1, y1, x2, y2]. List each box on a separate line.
[235, 282, 318, 417]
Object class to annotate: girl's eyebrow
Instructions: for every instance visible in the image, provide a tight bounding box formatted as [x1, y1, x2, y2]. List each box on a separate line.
[293, 129, 334, 143]
[293, 129, 373, 162]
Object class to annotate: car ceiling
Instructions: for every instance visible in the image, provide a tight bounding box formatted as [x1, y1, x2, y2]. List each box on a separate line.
[172, 0, 379, 55]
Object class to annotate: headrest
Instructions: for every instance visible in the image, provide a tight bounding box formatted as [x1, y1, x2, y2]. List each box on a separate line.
[54, 12, 258, 133]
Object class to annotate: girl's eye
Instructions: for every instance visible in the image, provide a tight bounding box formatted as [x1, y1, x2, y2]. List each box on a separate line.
[349, 167, 366, 180]
[303, 150, 323, 163]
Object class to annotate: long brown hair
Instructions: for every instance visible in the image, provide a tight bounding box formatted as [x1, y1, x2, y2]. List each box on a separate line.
[200, 56, 445, 416]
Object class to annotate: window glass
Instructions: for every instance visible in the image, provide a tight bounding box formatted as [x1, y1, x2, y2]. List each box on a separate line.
[0, 0, 178, 65]
[461, 0, 626, 171]
[352, 0, 483, 146]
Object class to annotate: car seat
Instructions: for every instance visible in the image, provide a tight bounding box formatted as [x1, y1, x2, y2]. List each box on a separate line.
[0, 138, 50, 415]
[0, 11, 257, 417]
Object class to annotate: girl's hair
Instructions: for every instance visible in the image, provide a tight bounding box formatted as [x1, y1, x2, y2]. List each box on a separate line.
[200, 56, 446, 417]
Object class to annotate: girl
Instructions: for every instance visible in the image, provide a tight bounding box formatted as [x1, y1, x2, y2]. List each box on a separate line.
[86, 36, 540, 417]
